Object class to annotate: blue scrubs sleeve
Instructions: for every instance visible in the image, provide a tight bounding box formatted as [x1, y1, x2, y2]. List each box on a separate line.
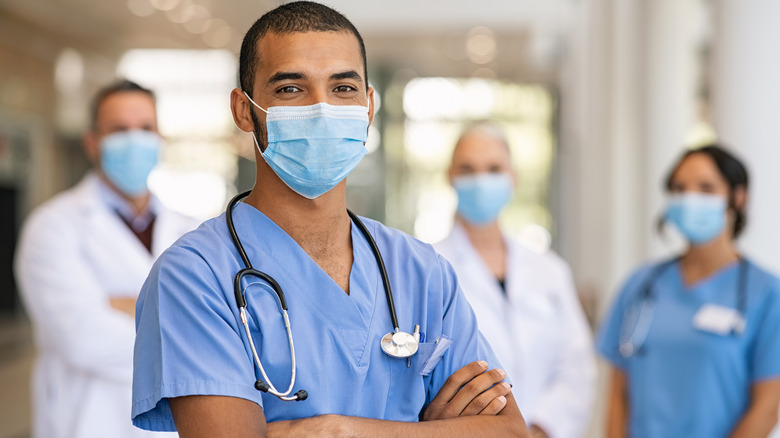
[596, 267, 651, 370]
[424, 255, 508, 405]
[132, 244, 261, 432]
[751, 276, 780, 381]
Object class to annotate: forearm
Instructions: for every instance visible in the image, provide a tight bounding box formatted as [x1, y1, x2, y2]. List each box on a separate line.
[730, 379, 780, 438]
[730, 410, 777, 438]
[268, 414, 527, 438]
[729, 403, 779, 438]
[606, 368, 628, 438]
[729, 412, 777, 438]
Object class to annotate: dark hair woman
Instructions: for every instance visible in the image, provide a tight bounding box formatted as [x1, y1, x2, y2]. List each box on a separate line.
[597, 144, 780, 437]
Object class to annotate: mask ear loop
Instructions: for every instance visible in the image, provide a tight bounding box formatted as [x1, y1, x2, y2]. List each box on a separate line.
[243, 91, 269, 114]
[243, 91, 269, 153]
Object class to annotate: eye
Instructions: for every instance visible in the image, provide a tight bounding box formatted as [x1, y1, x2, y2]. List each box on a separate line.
[669, 182, 685, 193]
[276, 85, 301, 94]
[334, 84, 358, 93]
[699, 182, 716, 193]
[454, 164, 475, 175]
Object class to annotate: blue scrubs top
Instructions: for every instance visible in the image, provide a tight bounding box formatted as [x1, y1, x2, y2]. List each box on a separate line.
[132, 203, 503, 431]
[597, 259, 780, 438]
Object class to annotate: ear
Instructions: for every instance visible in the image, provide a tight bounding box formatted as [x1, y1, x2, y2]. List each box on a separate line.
[509, 168, 518, 189]
[732, 185, 748, 210]
[83, 131, 100, 166]
[367, 86, 376, 126]
[230, 88, 256, 133]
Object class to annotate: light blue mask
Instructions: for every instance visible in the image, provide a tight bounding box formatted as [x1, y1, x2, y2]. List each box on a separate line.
[245, 93, 368, 199]
[100, 130, 161, 197]
[665, 192, 728, 244]
[453, 173, 513, 225]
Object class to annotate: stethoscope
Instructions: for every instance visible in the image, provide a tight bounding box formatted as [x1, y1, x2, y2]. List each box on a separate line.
[619, 256, 748, 358]
[225, 191, 420, 401]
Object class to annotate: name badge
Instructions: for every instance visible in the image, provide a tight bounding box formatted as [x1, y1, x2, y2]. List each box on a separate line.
[692, 304, 745, 335]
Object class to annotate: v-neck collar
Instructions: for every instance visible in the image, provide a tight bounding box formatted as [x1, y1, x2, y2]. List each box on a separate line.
[673, 259, 740, 292]
[235, 203, 380, 366]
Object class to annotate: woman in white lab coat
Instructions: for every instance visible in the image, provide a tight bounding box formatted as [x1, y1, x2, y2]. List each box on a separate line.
[14, 80, 198, 438]
[434, 122, 596, 438]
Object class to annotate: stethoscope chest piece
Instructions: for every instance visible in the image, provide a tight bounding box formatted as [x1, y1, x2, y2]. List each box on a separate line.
[381, 330, 419, 358]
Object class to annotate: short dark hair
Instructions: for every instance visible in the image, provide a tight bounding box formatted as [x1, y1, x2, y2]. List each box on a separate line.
[238, 1, 368, 97]
[90, 79, 155, 130]
[664, 144, 750, 238]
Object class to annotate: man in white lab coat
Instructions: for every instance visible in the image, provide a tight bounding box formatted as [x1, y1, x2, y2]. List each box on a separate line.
[15, 80, 197, 438]
[434, 122, 596, 438]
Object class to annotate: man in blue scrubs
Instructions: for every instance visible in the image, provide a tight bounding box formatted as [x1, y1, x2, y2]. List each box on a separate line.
[131, 2, 527, 437]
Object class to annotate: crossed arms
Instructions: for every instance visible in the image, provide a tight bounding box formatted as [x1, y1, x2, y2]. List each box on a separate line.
[170, 361, 528, 437]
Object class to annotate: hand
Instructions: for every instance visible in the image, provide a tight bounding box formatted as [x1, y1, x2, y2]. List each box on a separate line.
[530, 425, 550, 438]
[109, 297, 137, 317]
[422, 360, 511, 421]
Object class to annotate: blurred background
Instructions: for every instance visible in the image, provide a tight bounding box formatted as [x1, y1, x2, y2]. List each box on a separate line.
[1, 0, 779, 437]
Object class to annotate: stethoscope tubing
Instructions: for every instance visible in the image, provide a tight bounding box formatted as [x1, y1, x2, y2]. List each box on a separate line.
[347, 210, 401, 332]
[620, 256, 748, 357]
[225, 191, 416, 401]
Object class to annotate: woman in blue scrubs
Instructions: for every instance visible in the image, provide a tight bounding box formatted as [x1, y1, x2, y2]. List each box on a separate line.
[597, 145, 780, 438]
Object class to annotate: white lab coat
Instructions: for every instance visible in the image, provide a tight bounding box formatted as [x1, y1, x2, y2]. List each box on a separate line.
[15, 173, 198, 438]
[435, 224, 596, 438]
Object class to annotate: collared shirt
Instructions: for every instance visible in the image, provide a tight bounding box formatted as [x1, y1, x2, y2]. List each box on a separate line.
[97, 178, 157, 251]
[97, 178, 157, 234]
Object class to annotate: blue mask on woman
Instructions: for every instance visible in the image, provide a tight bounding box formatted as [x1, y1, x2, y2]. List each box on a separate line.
[665, 192, 728, 244]
[245, 93, 368, 199]
[453, 173, 513, 225]
[100, 130, 161, 197]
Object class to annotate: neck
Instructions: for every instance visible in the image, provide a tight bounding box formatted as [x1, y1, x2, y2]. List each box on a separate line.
[458, 217, 507, 280]
[246, 165, 353, 293]
[99, 172, 150, 215]
[459, 217, 503, 249]
[680, 232, 739, 283]
[246, 165, 351, 250]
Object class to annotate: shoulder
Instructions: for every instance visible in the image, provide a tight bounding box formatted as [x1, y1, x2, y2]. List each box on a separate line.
[157, 214, 231, 263]
[361, 216, 444, 263]
[20, 176, 97, 234]
[607, 259, 673, 306]
[359, 216, 458, 296]
[511, 238, 571, 274]
[142, 215, 236, 309]
[743, 259, 780, 301]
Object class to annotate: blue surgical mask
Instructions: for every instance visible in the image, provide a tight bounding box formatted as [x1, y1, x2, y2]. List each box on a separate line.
[453, 173, 513, 225]
[665, 192, 728, 244]
[100, 130, 161, 197]
[245, 93, 368, 199]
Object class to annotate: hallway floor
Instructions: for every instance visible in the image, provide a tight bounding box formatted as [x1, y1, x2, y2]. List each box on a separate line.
[0, 312, 32, 438]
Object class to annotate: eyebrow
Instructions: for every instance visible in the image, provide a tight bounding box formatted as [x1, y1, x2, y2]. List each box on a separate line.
[267, 70, 363, 84]
[330, 70, 362, 82]
[268, 72, 306, 84]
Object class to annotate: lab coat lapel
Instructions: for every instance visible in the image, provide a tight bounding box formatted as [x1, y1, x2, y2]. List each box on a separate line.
[447, 224, 506, 310]
[77, 175, 158, 292]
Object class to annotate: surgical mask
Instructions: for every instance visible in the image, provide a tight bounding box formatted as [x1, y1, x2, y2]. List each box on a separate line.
[665, 192, 728, 244]
[245, 92, 368, 199]
[100, 130, 161, 197]
[453, 173, 513, 225]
